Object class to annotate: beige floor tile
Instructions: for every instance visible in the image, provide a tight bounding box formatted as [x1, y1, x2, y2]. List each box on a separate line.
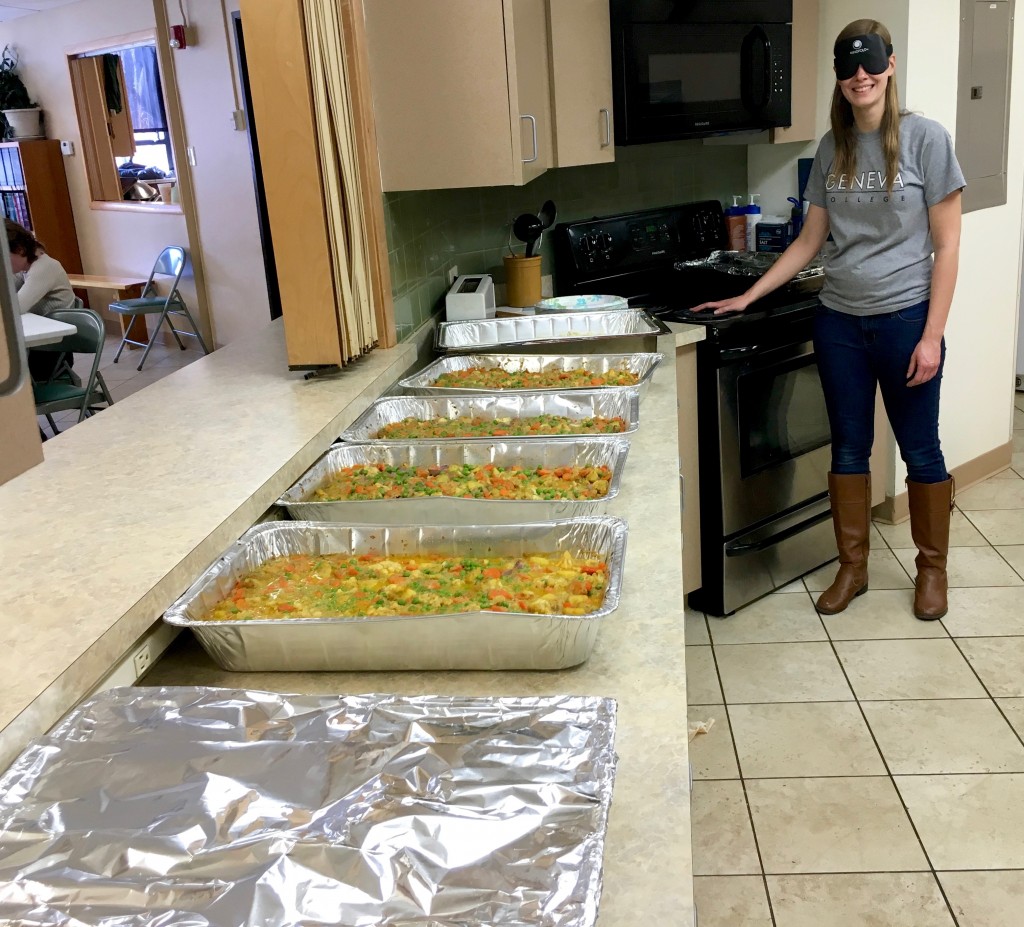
[963, 509, 1024, 545]
[746, 777, 927, 874]
[688, 705, 739, 780]
[861, 699, 1024, 774]
[820, 589, 948, 640]
[894, 546, 1024, 588]
[938, 871, 1024, 927]
[693, 876, 773, 927]
[833, 638, 987, 700]
[686, 646, 722, 704]
[990, 467, 1022, 479]
[956, 637, 1024, 697]
[996, 544, 1024, 580]
[773, 579, 806, 594]
[1015, 407, 1024, 430]
[874, 510, 987, 549]
[896, 773, 1024, 869]
[715, 643, 853, 704]
[804, 547, 913, 592]
[685, 608, 710, 645]
[998, 698, 1024, 739]
[690, 780, 761, 876]
[707, 595, 825, 645]
[768, 873, 955, 927]
[943, 587, 1024, 636]
[729, 702, 884, 778]
[956, 478, 1024, 510]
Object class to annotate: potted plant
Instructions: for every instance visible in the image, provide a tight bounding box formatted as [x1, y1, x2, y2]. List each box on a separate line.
[0, 46, 42, 139]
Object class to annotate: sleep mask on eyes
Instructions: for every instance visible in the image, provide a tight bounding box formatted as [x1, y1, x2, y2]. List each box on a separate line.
[833, 33, 893, 80]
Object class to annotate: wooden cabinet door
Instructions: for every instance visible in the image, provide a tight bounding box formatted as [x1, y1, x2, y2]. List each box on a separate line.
[505, 0, 553, 185]
[771, 0, 819, 144]
[365, 0, 553, 190]
[547, 0, 614, 167]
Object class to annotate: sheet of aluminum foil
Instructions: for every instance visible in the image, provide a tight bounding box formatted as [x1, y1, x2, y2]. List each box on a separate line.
[277, 438, 631, 525]
[163, 517, 628, 672]
[435, 308, 669, 354]
[398, 352, 664, 403]
[336, 390, 640, 445]
[674, 249, 825, 280]
[0, 686, 618, 927]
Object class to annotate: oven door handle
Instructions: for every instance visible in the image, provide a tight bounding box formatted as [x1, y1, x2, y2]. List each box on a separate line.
[725, 508, 832, 556]
[719, 344, 760, 361]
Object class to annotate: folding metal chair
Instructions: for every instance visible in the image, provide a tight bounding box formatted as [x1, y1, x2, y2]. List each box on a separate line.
[109, 246, 211, 371]
[32, 307, 114, 434]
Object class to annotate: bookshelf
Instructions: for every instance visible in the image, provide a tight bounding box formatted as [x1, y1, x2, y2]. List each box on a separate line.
[0, 140, 83, 274]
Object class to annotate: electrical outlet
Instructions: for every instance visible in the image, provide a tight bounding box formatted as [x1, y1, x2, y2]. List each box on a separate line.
[447, 265, 459, 286]
[132, 643, 153, 679]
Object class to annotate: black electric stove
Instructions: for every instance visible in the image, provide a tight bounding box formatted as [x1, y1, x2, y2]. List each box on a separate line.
[553, 201, 836, 616]
[552, 199, 823, 346]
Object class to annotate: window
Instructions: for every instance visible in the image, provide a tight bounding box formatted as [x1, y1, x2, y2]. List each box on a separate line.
[68, 34, 179, 208]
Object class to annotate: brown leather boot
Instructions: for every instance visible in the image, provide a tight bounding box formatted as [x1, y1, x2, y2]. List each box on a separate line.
[816, 472, 871, 615]
[907, 476, 955, 621]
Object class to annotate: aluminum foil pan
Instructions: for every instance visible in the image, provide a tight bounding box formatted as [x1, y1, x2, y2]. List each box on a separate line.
[0, 686, 617, 927]
[278, 438, 631, 525]
[435, 308, 670, 354]
[398, 351, 664, 402]
[337, 390, 640, 444]
[675, 248, 825, 280]
[164, 517, 628, 672]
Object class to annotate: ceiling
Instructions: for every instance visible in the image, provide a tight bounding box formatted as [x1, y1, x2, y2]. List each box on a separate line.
[0, 0, 79, 23]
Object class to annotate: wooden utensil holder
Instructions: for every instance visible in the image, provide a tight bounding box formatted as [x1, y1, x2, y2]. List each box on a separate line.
[503, 255, 542, 308]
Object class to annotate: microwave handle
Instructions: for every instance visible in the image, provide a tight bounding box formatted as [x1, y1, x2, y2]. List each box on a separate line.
[741, 26, 772, 110]
[0, 249, 26, 399]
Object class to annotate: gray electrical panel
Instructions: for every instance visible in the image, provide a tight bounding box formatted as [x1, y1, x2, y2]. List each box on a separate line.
[955, 0, 1015, 212]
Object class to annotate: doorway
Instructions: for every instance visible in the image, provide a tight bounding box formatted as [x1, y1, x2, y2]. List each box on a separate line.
[232, 10, 282, 321]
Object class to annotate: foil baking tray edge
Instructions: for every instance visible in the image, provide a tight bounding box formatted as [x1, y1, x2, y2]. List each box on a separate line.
[398, 351, 664, 403]
[163, 517, 628, 672]
[336, 390, 640, 444]
[0, 686, 617, 927]
[278, 438, 631, 525]
[435, 308, 670, 353]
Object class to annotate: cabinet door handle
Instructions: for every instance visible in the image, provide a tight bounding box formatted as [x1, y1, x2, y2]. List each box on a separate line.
[521, 114, 538, 163]
[600, 108, 611, 147]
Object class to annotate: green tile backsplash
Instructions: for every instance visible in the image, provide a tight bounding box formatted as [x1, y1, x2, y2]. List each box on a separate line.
[384, 140, 747, 339]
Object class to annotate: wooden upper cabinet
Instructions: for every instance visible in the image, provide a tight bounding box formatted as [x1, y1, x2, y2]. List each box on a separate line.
[364, 0, 553, 190]
[771, 0, 819, 144]
[547, 0, 614, 167]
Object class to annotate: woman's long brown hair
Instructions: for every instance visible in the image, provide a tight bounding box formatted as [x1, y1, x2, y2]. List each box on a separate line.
[829, 19, 902, 193]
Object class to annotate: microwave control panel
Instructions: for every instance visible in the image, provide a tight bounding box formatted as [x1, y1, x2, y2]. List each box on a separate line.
[555, 201, 727, 282]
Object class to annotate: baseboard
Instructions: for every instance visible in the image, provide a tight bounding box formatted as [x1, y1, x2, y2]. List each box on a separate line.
[871, 440, 1013, 524]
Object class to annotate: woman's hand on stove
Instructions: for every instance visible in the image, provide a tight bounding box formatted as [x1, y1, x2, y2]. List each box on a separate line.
[691, 295, 752, 315]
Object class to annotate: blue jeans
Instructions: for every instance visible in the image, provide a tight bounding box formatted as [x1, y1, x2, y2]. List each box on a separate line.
[813, 301, 948, 484]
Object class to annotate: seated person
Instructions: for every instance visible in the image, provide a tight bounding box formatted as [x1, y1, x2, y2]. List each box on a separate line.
[6, 219, 78, 382]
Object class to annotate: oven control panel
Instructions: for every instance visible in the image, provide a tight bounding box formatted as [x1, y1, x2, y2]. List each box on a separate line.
[554, 200, 727, 286]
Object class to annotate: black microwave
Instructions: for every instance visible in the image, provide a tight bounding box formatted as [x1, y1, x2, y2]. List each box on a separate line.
[611, 0, 793, 144]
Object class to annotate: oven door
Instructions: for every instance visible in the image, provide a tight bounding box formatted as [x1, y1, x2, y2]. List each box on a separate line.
[614, 22, 791, 143]
[716, 339, 831, 536]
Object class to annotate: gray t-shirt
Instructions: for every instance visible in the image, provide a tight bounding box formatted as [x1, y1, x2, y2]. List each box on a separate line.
[804, 112, 965, 316]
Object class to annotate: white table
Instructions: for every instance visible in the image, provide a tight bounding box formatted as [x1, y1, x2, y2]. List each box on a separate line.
[19, 313, 76, 347]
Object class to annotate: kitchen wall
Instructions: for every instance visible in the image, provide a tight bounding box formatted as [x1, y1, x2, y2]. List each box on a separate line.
[384, 141, 747, 339]
[749, 0, 1022, 494]
[0, 0, 270, 348]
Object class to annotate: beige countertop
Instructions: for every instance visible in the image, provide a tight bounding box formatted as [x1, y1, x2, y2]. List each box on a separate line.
[0, 319, 422, 771]
[147, 333, 696, 925]
[1, 321, 702, 925]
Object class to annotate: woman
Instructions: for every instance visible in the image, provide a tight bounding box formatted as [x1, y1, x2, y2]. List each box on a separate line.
[695, 20, 965, 621]
[6, 219, 78, 381]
